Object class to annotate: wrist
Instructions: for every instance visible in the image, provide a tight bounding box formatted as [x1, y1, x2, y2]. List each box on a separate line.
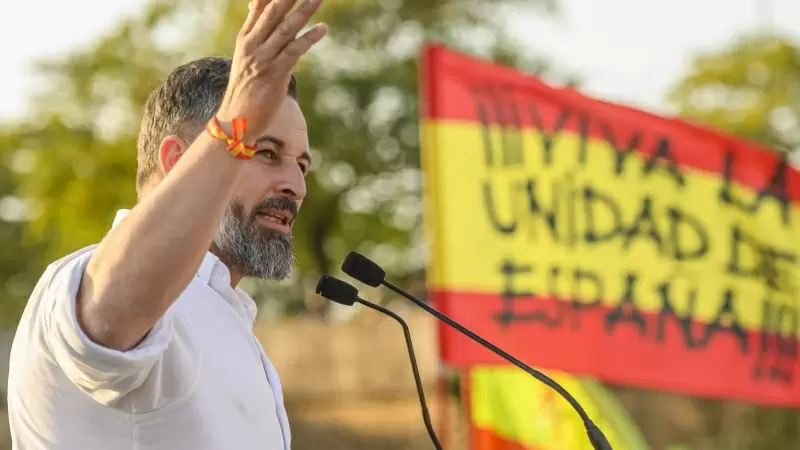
[205, 116, 257, 160]
[215, 109, 257, 146]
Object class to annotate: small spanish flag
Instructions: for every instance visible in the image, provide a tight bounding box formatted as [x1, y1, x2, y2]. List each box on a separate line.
[468, 365, 649, 449]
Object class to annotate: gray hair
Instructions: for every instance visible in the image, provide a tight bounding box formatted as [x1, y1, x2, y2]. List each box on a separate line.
[136, 57, 298, 194]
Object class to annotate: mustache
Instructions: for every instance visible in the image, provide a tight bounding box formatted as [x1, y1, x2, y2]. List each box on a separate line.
[252, 196, 298, 217]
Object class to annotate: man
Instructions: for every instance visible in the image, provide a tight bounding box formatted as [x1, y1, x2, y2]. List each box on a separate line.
[6, 0, 327, 448]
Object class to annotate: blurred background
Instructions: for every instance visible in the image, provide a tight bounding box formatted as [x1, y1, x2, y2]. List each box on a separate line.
[1, 0, 800, 449]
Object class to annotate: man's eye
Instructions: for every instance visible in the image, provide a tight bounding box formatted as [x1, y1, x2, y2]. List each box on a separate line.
[259, 149, 277, 160]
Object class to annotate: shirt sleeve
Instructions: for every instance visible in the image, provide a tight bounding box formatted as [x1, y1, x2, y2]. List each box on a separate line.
[42, 248, 184, 410]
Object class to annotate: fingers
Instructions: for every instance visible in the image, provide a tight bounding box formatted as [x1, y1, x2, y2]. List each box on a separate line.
[240, 0, 271, 37]
[248, 0, 300, 46]
[272, 23, 327, 67]
[258, 0, 323, 58]
[236, 0, 326, 75]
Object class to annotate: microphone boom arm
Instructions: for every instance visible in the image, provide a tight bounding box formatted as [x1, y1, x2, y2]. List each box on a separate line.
[381, 280, 612, 450]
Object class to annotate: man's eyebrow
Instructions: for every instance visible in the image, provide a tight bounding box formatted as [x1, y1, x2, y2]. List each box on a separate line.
[256, 135, 285, 149]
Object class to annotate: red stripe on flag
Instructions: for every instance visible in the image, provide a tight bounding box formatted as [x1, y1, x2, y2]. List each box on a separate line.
[420, 44, 800, 203]
[432, 290, 800, 407]
[471, 425, 543, 450]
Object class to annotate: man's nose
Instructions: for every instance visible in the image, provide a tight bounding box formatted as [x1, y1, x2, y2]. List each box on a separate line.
[275, 158, 307, 200]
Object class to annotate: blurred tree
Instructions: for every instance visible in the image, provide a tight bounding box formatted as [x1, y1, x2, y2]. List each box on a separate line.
[0, 126, 44, 327]
[669, 33, 800, 450]
[0, 0, 562, 321]
[669, 33, 800, 154]
[0, 1, 193, 326]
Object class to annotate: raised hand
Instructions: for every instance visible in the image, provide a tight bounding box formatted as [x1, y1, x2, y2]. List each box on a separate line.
[218, 0, 327, 142]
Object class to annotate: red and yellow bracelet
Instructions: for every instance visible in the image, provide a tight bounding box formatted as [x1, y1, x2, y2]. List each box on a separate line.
[205, 116, 257, 160]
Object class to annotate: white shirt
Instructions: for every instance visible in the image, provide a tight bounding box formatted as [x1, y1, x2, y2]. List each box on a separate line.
[7, 209, 291, 450]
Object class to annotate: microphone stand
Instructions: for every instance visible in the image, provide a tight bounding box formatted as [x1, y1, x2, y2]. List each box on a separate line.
[381, 280, 613, 450]
[355, 298, 443, 450]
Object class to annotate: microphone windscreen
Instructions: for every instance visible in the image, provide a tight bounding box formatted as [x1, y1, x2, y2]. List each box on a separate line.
[316, 276, 358, 306]
[342, 252, 385, 287]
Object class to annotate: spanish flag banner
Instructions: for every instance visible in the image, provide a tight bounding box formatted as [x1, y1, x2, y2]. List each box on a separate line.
[420, 44, 800, 407]
[468, 366, 648, 449]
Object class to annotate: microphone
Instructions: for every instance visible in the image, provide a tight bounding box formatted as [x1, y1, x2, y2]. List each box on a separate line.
[341, 252, 613, 450]
[315, 275, 443, 450]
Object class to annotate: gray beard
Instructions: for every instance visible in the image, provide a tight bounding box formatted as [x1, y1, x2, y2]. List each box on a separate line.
[212, 199, 294, 280]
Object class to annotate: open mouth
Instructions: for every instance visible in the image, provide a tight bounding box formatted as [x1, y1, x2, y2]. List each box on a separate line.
[256, 208, 294, 227]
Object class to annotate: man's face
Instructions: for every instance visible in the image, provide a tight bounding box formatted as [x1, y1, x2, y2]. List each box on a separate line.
[213, 96, 310, 280]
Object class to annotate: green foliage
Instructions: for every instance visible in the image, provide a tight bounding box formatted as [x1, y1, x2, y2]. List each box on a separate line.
[0, 0, 557, 320]
[669, 33, 800, 153]
[0, 127, 41, 327]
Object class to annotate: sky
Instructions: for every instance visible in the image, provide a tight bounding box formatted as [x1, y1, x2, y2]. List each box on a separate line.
[1, 0, 799, 121]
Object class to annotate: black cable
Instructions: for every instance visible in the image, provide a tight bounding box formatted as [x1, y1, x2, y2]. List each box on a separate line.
[355, 297, 443, 450]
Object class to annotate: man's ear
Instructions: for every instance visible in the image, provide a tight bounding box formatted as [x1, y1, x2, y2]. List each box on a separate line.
[158, 135, 189, 177]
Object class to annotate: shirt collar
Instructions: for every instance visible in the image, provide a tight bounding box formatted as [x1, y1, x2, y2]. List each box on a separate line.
[111, 209, 129, 228]
[111, 209, 258, 324]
